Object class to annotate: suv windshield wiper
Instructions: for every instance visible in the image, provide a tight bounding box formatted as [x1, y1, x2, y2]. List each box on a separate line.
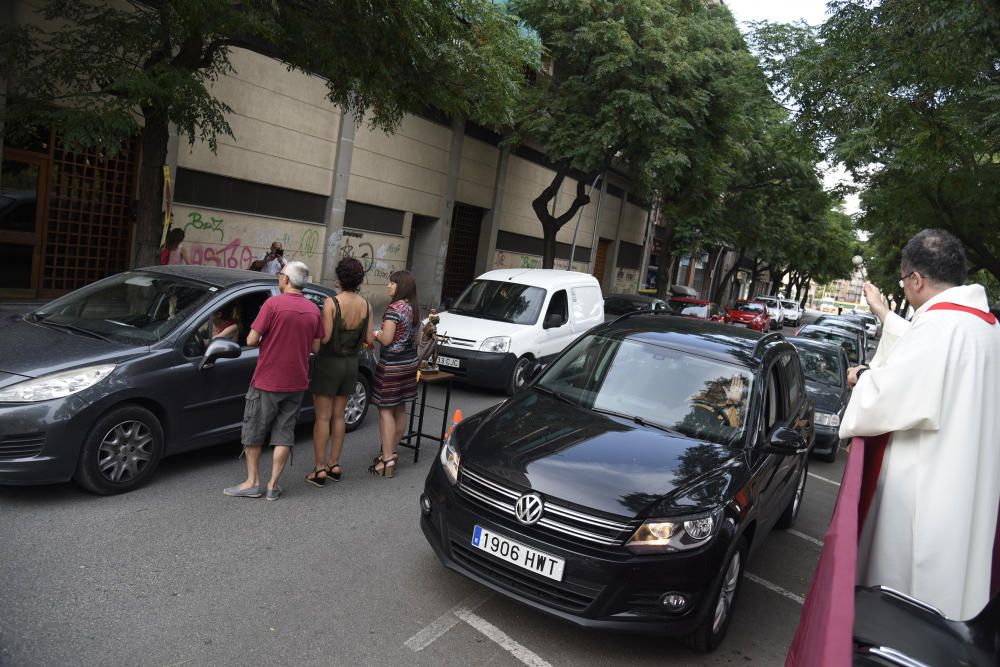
[37, 319, 111, 342]
[591, 407, 681, 435]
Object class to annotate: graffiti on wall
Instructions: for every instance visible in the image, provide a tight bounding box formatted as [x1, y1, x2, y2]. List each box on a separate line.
[174, 206, 324, 277]
[493, 249, 585, 273]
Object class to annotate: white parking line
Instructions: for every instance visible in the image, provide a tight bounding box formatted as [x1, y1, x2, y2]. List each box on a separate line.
[809, 472, 841, 487]
[788, 529, 824, 548]
[745, 572, 805, 604]
[455, 608, 554, 667]
[404, 590, 493, 652]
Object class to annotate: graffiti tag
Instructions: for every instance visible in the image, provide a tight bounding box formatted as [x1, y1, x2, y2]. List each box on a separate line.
[189, 238, 255, 269]
[184, 212, 225, 241]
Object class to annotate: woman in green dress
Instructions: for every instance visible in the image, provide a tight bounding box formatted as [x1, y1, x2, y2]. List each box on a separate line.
[306, 257, 375, 486]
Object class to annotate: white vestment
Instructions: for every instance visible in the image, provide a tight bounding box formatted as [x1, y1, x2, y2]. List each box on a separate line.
[840, 284, 1000, 620]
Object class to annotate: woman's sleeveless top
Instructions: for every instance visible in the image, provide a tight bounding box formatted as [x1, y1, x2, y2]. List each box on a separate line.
[317, 295, 369, 358]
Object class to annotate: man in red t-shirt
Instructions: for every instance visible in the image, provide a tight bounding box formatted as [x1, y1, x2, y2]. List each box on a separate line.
[224, 260, 324, 501]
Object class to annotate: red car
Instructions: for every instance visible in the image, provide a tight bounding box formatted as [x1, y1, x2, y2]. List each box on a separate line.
[667, 297, 732, 323]
[727, 300, 771, 332]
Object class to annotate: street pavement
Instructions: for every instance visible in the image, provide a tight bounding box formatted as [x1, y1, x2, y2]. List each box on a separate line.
[0, 318, 845, 667]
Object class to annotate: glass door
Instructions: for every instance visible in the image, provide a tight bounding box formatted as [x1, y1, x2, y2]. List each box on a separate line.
[0, 150, 47, 297]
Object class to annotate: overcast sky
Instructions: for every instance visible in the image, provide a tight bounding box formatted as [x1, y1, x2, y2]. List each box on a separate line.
[724, 0, 831, 28]
[723, 0, 859, 215]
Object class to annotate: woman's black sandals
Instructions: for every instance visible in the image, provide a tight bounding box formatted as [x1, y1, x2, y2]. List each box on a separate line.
[305, 467, 327, 487]
[326, 463, 342, 482]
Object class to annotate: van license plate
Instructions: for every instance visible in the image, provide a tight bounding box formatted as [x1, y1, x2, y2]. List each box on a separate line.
[437, 356, 460, 368]
[471, 525, 565, 581]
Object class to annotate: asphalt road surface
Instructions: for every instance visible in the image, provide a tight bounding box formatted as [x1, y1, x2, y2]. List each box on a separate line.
[0, 320, 846, 667]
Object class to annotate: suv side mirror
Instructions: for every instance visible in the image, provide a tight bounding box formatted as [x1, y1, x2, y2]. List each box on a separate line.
[764, 427, 808, 456]
[199, 338, 242, 370]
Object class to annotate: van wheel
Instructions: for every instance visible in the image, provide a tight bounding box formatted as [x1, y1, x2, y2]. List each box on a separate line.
[507, 356, 532, 395]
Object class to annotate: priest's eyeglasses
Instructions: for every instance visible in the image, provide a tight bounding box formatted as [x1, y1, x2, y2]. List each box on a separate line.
[898, 271, 917, 288]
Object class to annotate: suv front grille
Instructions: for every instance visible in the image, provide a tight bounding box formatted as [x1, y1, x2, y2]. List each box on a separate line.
[450, 540, 602, 612]
[458, 468, 636, 547]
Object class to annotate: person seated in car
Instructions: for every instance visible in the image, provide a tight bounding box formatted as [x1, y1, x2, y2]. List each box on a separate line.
[211, 304, 240, 342]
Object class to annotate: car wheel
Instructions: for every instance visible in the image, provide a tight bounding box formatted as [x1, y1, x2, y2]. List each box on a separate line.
[684, 537, 746, 652]
[777, 461, 809, 529]
[75, 405, 164, 495]
[506, 355, 532, 395]
[344, 373, 371, 433]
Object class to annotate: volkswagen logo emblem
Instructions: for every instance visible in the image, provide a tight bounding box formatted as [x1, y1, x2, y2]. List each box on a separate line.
[514, 492, 544, 526]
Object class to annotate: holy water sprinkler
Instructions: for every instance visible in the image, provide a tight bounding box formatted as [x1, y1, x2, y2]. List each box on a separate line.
[852, 255, 867, 281]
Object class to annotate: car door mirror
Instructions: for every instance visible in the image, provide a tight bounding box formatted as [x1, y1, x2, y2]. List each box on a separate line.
[764, 427, 808, 456]
[199, 338, 242, 371]
[543, 312, 566, 329]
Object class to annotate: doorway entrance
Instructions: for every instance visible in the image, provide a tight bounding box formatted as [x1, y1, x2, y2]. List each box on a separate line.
[441, 203, 484, 302]
[0, 150, 47, 298]
[593, 237, 612, 286]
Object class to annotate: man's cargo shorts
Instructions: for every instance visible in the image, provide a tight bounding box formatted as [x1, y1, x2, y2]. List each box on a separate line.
[241, 385, 304, 447]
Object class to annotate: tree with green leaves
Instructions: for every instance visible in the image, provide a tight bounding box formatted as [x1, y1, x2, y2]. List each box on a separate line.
[510, 0, 759, 269]
[1, 0, 537, 265]
[752, 0, 1000, 292]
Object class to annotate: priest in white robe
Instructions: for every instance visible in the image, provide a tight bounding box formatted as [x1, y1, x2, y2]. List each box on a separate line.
[840, 229, 1000, 620]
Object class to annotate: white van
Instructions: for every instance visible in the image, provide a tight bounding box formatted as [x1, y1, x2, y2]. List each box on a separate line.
[434, 269, 604, 393]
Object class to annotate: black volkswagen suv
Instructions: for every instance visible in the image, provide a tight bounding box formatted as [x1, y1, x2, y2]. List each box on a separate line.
[420, 315, 814, 651]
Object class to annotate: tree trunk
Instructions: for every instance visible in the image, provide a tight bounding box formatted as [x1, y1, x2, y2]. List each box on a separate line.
[134, 107, 170, 268]
[531, 165, 593, 269]
[654, 216, 677, 298]
[712, 248, 744, 304]
[799, 278, 811, 308]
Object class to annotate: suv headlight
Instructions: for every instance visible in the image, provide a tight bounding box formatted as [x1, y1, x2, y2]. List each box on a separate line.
[626, 511, 720, 554]
[0, 364, 116, 403]
[480, 336, 511, 353]
[439, 436, 461, 486]
[815, 412, 841, 427]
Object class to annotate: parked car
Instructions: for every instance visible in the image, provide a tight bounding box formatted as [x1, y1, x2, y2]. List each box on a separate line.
[795, 324, 865, 365]
[854, 586, 999, 666]
[420, 316, 814, 651]
[787, 337, 850, 462]
[668, 297, 731, 324]
[752, 296, 785, 330]
[0, 266, 374, 494]
[727, 300, 771, 332]
[604, 293, 668, 321]
[846, 311, 880, 339]
[813, 315, 869, 351]
[780, 299, 803, 327]
[434, 270, 604, 394]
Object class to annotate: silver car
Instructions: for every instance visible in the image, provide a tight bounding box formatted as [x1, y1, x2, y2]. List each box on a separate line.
[780, 299, 803, 326]
[752, 296, 785, 329]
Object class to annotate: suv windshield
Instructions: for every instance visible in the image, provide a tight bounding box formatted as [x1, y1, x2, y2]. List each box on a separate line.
[781, 300, 798, 310]
[794, 346, 842, 387]
[799, 327, 860, 363]
[450, 280, 546, 325]
[30, 272, 216, 345]
[537, 333, 754, 446]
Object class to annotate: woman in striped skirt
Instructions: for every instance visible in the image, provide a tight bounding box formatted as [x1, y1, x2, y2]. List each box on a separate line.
[370, 270, 420, 477]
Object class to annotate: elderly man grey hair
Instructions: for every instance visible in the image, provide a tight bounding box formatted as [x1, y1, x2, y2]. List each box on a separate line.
[282, 261, 310, 290]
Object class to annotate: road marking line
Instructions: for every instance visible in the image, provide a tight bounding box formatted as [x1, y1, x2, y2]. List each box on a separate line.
[788, 529, 824, 548]
[404, 590, 493, 652]
[809, 472, 841, 487]
[746, 572, 805, 604]
[455, 609, 554, 667]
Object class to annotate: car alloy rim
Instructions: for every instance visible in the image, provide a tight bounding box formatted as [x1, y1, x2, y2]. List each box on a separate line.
[712, 550, 742, 635]
[97, 420, 154, 482]
[345, 380, 367, 424]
